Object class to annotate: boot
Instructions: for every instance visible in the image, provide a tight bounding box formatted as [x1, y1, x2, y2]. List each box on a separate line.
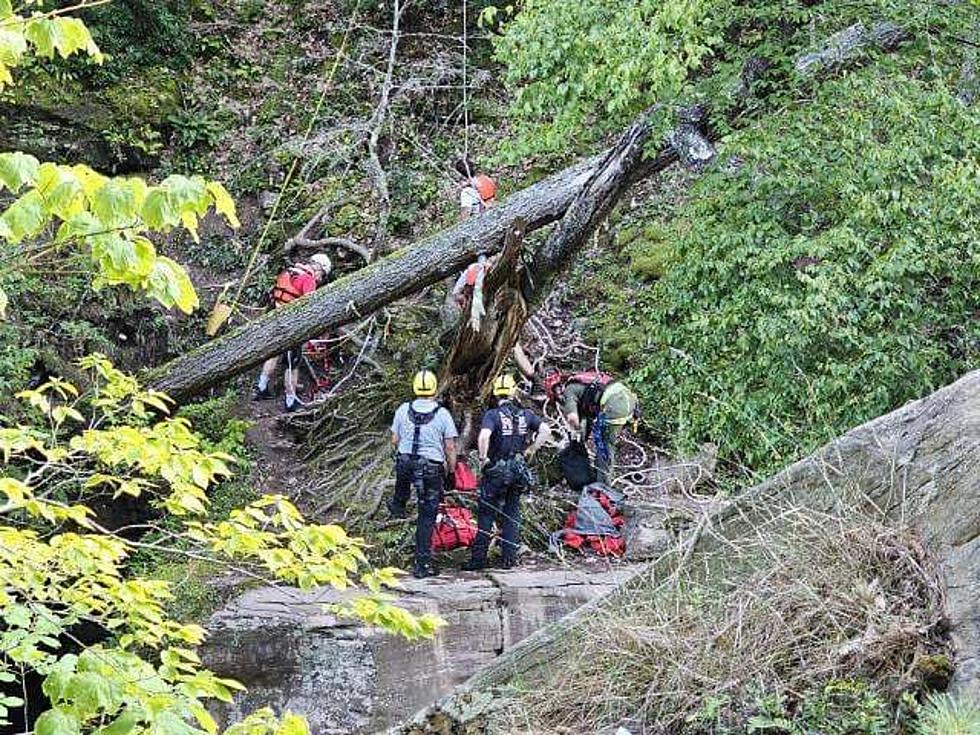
[462, 557, 486, 572]
[386, 499, 407, 519]
[412, 562, 438, 579]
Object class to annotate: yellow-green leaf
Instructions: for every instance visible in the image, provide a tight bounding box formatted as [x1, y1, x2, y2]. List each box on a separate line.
[0, 151, 39, 193]
[0, 27, 27, 70]
[0, 189, 45, 242]
[205, 181, 240, 229]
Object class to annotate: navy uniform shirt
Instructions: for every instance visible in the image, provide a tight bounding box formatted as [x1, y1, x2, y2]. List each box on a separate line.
[481, 401, 542, 464]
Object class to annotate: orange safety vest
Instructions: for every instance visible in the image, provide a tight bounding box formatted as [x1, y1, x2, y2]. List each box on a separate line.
[271, 264, 316, 305]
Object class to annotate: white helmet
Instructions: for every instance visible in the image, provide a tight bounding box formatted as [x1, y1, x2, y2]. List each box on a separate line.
[309, 253, 332, 277]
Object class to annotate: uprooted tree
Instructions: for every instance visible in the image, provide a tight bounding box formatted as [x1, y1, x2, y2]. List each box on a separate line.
[149, 20, 909, 404]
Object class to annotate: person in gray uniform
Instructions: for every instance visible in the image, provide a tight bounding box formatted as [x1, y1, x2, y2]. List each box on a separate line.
[388, 369, 459, 578]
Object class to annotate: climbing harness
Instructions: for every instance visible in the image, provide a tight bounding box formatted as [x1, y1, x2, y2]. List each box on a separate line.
[571, 371, 614, 418]
[408, 403, 439, 459]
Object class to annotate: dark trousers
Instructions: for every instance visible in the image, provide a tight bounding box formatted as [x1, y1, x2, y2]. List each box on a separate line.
[393, 455, 444, 568]
[470, 474, 522, 565]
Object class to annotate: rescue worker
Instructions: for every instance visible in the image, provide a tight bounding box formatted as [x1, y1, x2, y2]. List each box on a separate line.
[544, 368, 638, 483]
[456, 157, 497, 221]
[388, 369, 459, 579]
[464, 374, 551, 571]
[253, 253, 332, 412]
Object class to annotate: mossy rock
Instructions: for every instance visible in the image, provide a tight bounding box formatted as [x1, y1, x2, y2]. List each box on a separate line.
[102, 67, 182, 123]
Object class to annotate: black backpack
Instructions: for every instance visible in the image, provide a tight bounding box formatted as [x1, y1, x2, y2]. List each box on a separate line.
[558, 440, 596, 492]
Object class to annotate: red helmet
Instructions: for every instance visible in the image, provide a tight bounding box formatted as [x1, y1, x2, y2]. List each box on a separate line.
[543, 369, 564, 399]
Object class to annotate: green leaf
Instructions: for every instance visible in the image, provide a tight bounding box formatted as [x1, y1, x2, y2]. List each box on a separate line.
[3, 603, 30, 627]
[140, 189, 180, 231]
[36, 163, 84, 220]
[0, 190, 46, 242]
[23, 18, 56, 58]
[64, 671, 115, 719]
[277, 713, 309, 735]
[0, 0, 12, 19]
[90, 180, 142, 230]
[0, 28, 27, 68]
[56, 210, 101, 243]
[35, 708, 81, 735]
[95, 709, 140, 735]
[148, 257, 198, 313]
[0, 151, 40, 193]
[24, 17, 102, 62]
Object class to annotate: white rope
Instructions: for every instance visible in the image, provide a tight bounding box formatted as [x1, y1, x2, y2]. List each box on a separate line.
[462, 0, 470, 163]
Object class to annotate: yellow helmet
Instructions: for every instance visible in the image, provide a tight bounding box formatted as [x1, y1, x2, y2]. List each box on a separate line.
[413, 369, 438, 397]
[492, 373, 517, 397]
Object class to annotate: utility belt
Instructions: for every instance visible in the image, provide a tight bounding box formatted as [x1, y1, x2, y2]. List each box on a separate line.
[484, 454, 537, 491]
[398, 453, 443, 467]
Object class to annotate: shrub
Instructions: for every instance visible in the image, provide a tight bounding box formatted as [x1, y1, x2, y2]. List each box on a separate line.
[595, 68, 980, 473]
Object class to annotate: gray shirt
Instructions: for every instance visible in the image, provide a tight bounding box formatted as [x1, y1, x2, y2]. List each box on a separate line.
[390, 399, 458, 463]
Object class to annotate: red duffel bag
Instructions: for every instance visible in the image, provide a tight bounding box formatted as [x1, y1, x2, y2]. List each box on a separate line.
[431, 504, 477, 551]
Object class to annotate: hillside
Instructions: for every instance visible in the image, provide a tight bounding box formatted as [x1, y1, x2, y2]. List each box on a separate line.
[1, 0, 979, 734]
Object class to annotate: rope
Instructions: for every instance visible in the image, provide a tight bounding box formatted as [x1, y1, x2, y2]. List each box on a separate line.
[222, 5, 362, 321]
[462, 0, 470, 164]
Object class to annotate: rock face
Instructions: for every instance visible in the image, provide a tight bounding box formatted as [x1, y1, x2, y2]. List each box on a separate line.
[390, 369, 980, 732]
[201, 565, 640, 734]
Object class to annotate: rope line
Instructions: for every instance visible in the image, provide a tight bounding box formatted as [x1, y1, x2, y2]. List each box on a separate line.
[224, 4, 362, 319]
[462, 0, 470, 164]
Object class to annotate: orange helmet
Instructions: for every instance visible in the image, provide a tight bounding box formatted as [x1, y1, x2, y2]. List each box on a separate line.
[543, 369, 564, 399]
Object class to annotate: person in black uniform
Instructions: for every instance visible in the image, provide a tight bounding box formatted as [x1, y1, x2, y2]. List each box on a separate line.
[464, 374, 551, 571]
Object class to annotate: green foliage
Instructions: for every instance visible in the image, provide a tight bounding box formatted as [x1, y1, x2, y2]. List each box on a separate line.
[0, 357, 444, 733]
[734, 680, 889, 735]
[0, 3, 103, 89]
[914, 693, 980, 735]
[595, 67, 980, 472]
[168, 107, 229, 151]
[0, 156, 240, 314]
[75, 0, 198, 74]
[490, 0, 724, 161]
[686, 680, 892, 734]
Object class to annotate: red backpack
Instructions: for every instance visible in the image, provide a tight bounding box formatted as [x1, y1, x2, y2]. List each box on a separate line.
[453, 460, 478, 493]
[270, 265, 315, 305]
[431, 504, 477, 551]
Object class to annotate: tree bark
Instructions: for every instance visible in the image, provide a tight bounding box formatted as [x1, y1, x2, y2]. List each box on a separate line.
[149, 157, 596, 400]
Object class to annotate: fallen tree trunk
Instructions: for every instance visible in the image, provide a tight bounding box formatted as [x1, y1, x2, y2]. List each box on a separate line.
[150, 19, 909, 403]
[150, 158, 598, 400]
